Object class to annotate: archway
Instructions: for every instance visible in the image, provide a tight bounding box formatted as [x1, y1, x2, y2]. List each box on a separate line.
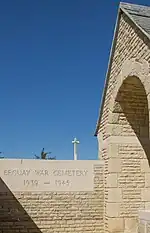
[106, 75, 150, 233]
[113, 75, 149, 146]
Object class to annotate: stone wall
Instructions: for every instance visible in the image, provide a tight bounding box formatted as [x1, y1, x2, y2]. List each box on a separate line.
[0, 159, 104, 233]
[138, 210, 150, 233]
[98, 13, 150, 144]
[97, 12, 150, 233]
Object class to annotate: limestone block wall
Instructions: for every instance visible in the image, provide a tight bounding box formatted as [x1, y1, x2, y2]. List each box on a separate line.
[97, 11, 150, 233]
[98, 13, 150, 144]
[138, 210, 150, 233]
[0, 160, 104, 233]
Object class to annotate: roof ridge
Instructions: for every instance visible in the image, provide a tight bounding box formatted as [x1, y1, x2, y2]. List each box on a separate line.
[120, 2, 150, 8]
[120, 2, 150, 39]
[120, 2, 150, 18]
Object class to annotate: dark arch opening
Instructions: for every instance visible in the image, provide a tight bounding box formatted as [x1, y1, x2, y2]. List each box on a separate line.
[110, 75, 150, 219]
[112, 76, 150, 162]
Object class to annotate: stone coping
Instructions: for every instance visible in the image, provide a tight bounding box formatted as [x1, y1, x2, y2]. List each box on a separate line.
[0, 159, 104, 164]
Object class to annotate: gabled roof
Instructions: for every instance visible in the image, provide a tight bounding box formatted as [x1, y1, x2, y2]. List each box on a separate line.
[120, 2, 150, 36]
[95, 2, 150, 136]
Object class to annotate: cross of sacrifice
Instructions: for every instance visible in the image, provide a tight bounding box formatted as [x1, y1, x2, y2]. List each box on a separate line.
[72, 137, 80, 160]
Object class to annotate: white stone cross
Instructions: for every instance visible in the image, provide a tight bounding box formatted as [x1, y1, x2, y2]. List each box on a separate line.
[72, 137, 80, 160]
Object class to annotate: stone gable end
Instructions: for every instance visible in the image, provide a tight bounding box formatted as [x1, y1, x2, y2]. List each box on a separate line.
[96, 7, 150, 233]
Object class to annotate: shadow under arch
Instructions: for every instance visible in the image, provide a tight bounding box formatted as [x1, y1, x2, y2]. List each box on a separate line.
[108, 75, 150, 226]
[112, 75, 150, 163]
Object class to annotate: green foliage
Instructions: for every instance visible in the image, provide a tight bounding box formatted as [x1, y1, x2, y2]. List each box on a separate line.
[34, 148, 56, 160]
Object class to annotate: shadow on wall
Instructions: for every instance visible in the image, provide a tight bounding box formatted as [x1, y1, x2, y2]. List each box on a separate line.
[114, 76, 150, 162]
[0, 178, 42, 233]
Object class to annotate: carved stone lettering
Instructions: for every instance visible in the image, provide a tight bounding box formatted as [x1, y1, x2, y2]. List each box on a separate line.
[34, 169, 49, 176]
[4, 169, 31, 176]
[0, 160, 101, 191]
[24, 180, 39, 187]
[53, 169, 88, 177]
[55, 180, 70, 186]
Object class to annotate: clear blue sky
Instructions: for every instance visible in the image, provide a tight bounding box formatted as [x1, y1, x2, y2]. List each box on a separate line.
[0, 0, 149, 160]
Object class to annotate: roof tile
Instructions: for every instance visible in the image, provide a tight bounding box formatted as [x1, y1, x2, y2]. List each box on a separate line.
[120, 2, 150, 35]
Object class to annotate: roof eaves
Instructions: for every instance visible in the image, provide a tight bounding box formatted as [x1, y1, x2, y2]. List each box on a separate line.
[94, 7, 121, 136]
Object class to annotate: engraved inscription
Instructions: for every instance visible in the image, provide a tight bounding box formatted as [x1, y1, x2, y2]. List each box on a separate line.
[0, 160, 96, 191]
[55, 180, 70, 186]
[24, 180, 39, 187]
[4, 169, 31, 176]
[53, 169, 88, 176]
[34, 169, 49, 176]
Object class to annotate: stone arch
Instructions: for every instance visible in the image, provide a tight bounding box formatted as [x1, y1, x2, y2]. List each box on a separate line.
[111, 75, 149, 144]
[108, 59, 150, 112]
[105, 59, 150, 233]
